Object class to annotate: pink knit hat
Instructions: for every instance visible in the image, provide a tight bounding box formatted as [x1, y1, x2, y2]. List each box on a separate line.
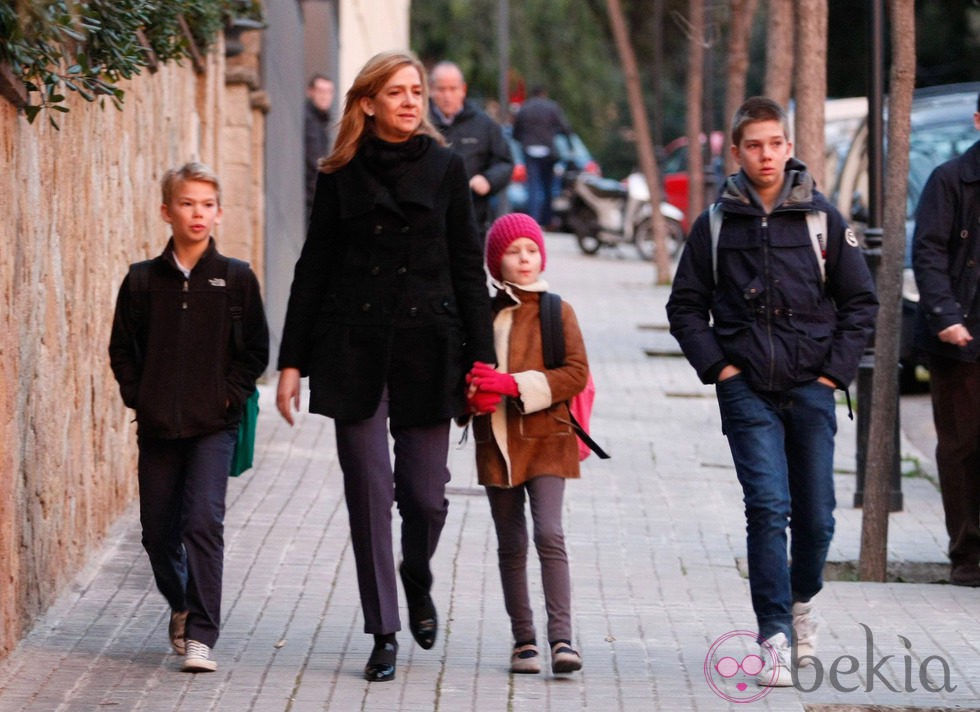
[485, 212, 546, 281]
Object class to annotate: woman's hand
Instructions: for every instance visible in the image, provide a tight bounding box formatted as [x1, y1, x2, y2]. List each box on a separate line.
[277, 368, 302, 426]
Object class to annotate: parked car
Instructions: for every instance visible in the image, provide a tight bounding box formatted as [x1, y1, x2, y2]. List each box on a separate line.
[830, 82, 980, 390]
[660, 131, 725, 233]
[502, 129, 601, 228]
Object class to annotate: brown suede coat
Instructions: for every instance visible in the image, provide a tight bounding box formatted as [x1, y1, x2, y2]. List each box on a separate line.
[473, 283, 589, 488]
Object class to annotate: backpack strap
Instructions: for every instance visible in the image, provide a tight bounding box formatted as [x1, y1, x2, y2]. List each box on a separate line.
[539, 291, 565, 370]
[709, 202, 723, 285]
[805, 210, 828, 283]
[537, 291, 609, 459]
[709, 203, 827, 284]
[126, 260, 153, 363]
[226, 258, 250, 355]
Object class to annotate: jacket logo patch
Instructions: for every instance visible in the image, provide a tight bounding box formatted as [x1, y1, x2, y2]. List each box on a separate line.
[209, 278, 227, 287]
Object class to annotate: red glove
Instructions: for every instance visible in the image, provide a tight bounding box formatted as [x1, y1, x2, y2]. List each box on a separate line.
[468, 362, 519, 397]
[468, 389, 502, 414]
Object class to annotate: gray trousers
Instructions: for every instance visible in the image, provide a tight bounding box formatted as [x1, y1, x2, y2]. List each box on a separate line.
[335, 392, 451, 635]
[485, 476, 572, 644]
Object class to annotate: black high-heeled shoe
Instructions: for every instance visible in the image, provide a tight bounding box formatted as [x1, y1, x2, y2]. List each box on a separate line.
[399, 564, 438, 650]
[364, 636, 398, 682]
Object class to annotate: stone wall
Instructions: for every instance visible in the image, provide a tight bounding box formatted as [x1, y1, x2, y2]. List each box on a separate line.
[0, 36, 266, 658]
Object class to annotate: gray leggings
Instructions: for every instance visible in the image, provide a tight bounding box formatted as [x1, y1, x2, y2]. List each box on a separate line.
[485, 476, 572, 644]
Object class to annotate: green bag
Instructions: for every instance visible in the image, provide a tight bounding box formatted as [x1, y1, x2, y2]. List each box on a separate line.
[230, 388, 259, 477]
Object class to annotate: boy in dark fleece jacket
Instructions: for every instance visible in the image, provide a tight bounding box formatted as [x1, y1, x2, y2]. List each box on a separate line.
[109, 162, 269, 673]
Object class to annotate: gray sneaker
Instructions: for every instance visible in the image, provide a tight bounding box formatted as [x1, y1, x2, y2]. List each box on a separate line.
[182, 639, 217, 673]
[756, 633, 793, 687]
[792, 601, 818, 665]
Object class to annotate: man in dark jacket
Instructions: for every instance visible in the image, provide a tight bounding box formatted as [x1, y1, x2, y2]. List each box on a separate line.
[429, 61, 512, 238]
[667, 97, 877, 687]
[305, 74, 334, 215]
[912, 95, 980, 587]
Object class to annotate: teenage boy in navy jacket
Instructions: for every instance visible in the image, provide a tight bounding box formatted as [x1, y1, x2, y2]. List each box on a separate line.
[109, 162, 269, 672]
[667, 97, 877, 687]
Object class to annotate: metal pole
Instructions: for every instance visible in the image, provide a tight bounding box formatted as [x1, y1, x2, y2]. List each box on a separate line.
[854, 0, 903, 511]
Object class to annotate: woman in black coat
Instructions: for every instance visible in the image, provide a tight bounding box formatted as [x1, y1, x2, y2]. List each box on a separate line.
[276, 50, 494, 682]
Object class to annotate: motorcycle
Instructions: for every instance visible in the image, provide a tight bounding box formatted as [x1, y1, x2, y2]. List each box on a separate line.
[567, 172, 686, 261]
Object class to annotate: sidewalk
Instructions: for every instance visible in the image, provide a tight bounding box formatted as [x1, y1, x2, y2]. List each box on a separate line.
[1, 234, 977, 712]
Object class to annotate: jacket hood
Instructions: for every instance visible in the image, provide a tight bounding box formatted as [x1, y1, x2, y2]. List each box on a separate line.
[719, 157, 821, 213]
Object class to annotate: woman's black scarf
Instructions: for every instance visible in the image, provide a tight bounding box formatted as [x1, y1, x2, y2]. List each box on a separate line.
[360, 134, 431, 191]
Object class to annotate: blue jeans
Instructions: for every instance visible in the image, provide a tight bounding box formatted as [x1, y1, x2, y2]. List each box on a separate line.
[715, 376, 837, 641]
[525, 154, 556, 226]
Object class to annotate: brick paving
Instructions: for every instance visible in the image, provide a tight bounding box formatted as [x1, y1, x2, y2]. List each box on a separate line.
[0, 234, 977, 711]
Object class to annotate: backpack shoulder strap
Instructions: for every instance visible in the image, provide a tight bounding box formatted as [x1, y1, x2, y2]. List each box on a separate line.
[539, 291, 565, 370]
[709, 202, 723, 285]
[226, 257, 250, 355]
[127, 260, 152, 296]
[805, 210, 828, 283]
[126, 260, 153, 362]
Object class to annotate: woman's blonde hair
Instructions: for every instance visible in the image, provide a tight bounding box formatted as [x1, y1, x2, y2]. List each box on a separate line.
[319, 50, 444, 173]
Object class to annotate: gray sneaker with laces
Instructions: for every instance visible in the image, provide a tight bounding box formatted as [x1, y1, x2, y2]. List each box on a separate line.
[182, 639, 217, 672]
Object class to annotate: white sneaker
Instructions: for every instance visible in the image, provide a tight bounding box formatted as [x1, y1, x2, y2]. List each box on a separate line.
[182, 639, 217, 672]
[792, 601, 818, 665]
[756, 632, 793, 687]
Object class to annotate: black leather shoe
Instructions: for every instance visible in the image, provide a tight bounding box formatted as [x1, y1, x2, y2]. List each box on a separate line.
[407, 595, 438, 650]
[364, 639, 398, 682]
[950, 563, 980, 587]
[400, 564, 438, 650]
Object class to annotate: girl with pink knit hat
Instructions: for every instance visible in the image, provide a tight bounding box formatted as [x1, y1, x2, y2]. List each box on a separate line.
[466, 212, 589, 675]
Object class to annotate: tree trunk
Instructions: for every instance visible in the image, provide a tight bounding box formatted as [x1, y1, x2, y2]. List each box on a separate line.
[604, 0, 672, 283]
[685, 0, 706, 226]
[793, 0, 827, 187]
[764, 0, 793, 107]
[723, 0, 759, 175]
[858, 0, 915, 582]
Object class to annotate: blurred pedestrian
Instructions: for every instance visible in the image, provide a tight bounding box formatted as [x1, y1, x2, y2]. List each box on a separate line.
[276, 50, 495, 683]
[109, 162, 270, 673]
[666, 97, 877, 687]
[304, 73, 334, 215]
[512, 86, 571, 228]
[466, 212, 589, 676]
[912, 92, 980, 588]
[429, 61, 513, 240]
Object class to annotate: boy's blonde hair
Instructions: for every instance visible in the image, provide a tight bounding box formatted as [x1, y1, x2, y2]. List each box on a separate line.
[161, 162, 222, 206]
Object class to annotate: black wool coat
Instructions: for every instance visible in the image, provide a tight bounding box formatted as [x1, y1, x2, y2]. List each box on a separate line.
[278, 136, 495, 426]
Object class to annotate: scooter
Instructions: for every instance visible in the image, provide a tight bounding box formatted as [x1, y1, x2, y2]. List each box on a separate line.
[567, 172, 686, 261]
